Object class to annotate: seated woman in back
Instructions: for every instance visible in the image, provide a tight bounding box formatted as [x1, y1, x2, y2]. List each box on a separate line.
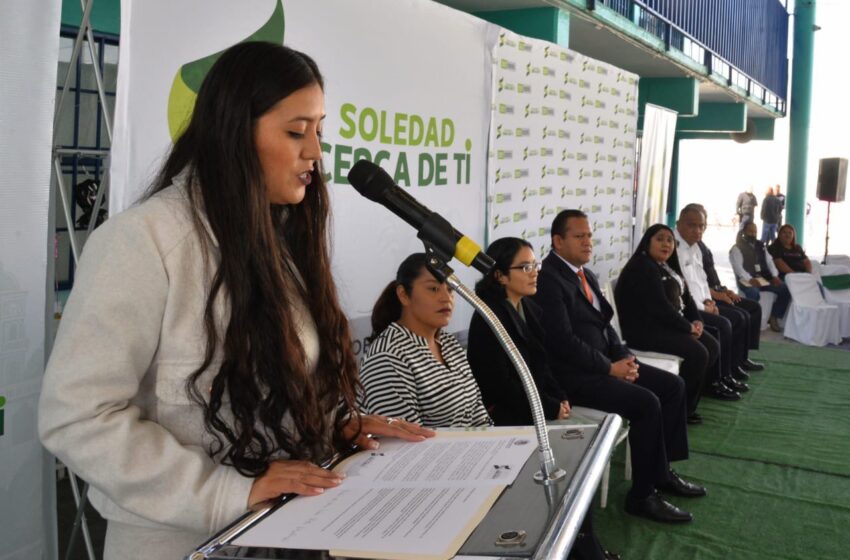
[358, 253, 491, 428]
[768, 224, 812, 278]
[614, 224, 719, 421]
[466, 237, 571, 425]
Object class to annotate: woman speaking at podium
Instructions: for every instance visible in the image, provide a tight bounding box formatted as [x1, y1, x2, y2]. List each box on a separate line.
[38, 42, 431, 560]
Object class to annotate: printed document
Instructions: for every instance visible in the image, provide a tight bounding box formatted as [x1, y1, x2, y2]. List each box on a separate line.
[233, 428, 535, 560]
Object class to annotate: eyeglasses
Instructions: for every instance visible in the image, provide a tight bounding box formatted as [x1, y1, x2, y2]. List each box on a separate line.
[508, 262, 542, 274]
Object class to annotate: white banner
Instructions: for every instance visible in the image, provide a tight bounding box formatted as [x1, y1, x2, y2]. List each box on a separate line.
[486, 30, 639, 282]
[112, 0, 496, 353]
[634, 103, 677, 242]
[0, 1, 61, 559]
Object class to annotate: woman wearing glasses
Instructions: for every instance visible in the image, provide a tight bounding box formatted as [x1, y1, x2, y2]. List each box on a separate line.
[358, 253, 492, 428]
[468, 237, 619, 560]
[467, 237, 572, 425]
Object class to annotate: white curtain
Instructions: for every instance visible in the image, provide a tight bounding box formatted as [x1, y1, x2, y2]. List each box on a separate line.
[634, 103, 678, 244]
[0, 1, 61, 559]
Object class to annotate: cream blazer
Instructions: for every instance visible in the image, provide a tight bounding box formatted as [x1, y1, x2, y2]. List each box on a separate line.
[39, 181, 319, 559]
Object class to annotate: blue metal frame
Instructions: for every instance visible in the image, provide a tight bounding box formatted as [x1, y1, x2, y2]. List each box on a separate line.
[56, 26, 119, 290]
[594, 0, 788, 112]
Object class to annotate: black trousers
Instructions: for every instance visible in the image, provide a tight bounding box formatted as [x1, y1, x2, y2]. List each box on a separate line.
[628, 330, 719, 415]
[570, 514, 606, 560]
[564, 364, 689, 500]
[717, 298, 761, 351]
[699, 311, 747, 382]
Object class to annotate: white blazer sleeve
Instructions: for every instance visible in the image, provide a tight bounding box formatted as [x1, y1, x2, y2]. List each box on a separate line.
[729, 246, 752, 283]
[38, 215, 253, 535]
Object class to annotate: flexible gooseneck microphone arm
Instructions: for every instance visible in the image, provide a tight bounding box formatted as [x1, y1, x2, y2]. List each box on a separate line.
[412, 221, 566, 485]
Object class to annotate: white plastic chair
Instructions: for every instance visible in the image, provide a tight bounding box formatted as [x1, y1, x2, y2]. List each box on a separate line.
[825, 254, 850, 269]
[568, 406, 630, 509]
[783, 273, 842, 346]
[816, 264, 850, 338]
[605, 280, 684, 374]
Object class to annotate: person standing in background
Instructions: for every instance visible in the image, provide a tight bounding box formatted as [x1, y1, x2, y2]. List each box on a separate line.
[736, 188, 758, 230]
[760, 187, 782, 243]
[774, 184, 786, 226]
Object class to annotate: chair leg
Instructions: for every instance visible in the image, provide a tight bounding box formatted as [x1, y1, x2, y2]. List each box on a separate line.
[600, 460, 611, 508]
[625, 439, 632, 481]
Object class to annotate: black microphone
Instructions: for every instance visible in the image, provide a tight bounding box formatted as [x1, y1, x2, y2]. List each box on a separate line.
[347, 160, 494, 275]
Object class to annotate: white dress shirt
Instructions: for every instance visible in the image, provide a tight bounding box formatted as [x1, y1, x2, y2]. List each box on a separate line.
[674, 230, 712, 311]
[729, 244, 779, 284]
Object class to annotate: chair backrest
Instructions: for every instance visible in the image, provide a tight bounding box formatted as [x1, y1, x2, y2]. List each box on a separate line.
[784, 273, 826, 306]
[821, 264, 850, 276]
[602, 280, 624, 340]
[810, 260, 823, 280]
[825, 254, 850, 269]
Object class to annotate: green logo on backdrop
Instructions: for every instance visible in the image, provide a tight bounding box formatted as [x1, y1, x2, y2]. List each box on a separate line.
[329, 104, 472, 187]
[166, 0, 284, 140]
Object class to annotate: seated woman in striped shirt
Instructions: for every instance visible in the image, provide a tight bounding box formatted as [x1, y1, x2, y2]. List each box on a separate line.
[358, 253, 492, 428]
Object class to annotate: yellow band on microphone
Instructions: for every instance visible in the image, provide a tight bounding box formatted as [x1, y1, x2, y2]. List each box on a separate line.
[455, 236, 483, 266]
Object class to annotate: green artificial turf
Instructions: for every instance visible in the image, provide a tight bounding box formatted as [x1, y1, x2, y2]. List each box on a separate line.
[594, 341, 850, 559]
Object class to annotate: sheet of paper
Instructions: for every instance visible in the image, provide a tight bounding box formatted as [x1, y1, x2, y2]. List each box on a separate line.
[337, 427, 536, 488]
[233, 428, 535, 560]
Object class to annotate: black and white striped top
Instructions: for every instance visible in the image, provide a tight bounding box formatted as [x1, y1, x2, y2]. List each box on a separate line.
[358, 322, 492, 428]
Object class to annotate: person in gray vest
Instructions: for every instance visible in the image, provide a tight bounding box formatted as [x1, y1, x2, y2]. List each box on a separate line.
[730, 222, 791, 331]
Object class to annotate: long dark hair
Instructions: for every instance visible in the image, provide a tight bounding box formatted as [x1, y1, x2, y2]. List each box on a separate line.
[633, 223, 685, 276]
[774, 224, 798, 249]
[475, 237, 533, 301]
[145, 42, 359, 475]
[369, 253, 436, 342]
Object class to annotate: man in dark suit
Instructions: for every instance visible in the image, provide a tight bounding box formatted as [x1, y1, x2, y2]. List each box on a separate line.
[534, 209, 705, 524]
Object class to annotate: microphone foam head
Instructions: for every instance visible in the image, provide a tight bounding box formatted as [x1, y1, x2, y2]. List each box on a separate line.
[347, 160, 394, 202]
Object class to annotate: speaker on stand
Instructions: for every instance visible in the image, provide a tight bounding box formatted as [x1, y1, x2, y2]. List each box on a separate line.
[816, 157, 847, 263]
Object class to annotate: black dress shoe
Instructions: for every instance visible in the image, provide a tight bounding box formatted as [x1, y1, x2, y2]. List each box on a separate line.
[625, 490, 693, 523]
[658, 470, 707, 497]
[687, 412, 703, 425]
[742, 358, 765, 372]
[706, 381, 741, 401]
[724, 376, 750, 392]
[732, 366, 751, 381]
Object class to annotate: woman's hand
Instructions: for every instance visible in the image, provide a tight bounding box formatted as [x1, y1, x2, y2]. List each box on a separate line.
[609, 357, 639, 383]
[248, 460, 344, 507]
[342, 414, 435, 450]
[691, 320, 704, 338]
[557, 401, 571, 420]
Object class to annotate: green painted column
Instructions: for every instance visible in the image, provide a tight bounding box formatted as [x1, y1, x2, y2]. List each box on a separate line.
[786, 0, 816, 245]
[665, 136, 680, 227]
[474, 8, 569, 47]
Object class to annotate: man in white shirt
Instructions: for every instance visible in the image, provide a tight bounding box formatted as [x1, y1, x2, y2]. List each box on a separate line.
[676, 206, 749, 400]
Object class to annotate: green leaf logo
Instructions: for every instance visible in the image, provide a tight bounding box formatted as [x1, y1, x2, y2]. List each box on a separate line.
[166, 0, 285, 140]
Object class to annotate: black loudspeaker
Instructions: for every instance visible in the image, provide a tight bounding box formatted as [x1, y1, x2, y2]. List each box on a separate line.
[816, 158, 847, 202]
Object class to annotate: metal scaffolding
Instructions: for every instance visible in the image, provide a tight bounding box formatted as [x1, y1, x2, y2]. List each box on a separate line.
[51, 2, 115, 559]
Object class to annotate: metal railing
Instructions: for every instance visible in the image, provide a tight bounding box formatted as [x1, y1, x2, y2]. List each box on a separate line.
[593, 0, 788, 113]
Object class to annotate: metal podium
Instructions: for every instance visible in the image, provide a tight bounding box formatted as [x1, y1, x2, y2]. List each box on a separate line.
[187, 414, 621, 560]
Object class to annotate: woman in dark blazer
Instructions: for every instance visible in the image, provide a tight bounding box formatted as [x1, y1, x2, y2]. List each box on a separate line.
[614, 224, 719, 419]
[467, 237, 619, 560]
[467, 238, 570, 426]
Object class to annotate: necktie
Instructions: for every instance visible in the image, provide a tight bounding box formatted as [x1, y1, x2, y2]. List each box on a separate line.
[576, 268, 594, 304]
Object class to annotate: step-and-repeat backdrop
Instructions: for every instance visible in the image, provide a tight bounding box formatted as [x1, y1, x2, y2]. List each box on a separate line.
[111, 0, 639, 351]
[486, 29, 638, 282]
